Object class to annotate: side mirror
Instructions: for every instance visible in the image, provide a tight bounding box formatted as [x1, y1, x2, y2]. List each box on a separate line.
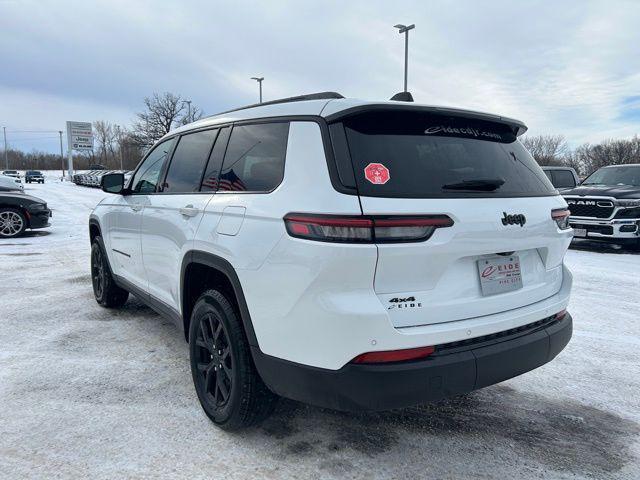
[101, 173, 125, 194]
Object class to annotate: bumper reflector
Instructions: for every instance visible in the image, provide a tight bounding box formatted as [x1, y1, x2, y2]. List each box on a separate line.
[351, 346, 435, 364]
[555, 309, 567, 321]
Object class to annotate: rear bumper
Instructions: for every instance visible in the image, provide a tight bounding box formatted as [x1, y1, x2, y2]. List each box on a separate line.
[253, 313, 572, 412]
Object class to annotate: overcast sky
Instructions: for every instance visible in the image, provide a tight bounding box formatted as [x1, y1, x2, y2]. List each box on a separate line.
[1, 0, 639, 153]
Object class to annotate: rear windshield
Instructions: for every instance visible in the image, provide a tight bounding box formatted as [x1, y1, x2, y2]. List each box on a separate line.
[582, 166, 640, 187]
[341, 111, 556, 198]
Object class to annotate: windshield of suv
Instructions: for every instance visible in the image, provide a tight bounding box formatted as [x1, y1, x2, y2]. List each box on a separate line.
[341, 110, 556, 198]
[582, 166, 640, 187]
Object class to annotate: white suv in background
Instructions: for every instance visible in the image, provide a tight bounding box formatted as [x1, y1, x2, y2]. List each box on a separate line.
[90, 92, 574, 430]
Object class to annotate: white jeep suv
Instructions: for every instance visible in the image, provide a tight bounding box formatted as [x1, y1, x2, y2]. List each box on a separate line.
[90, 92, 573, 430]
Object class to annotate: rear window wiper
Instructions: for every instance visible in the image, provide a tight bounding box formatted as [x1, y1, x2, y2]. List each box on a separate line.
[441, 178, 505, 191]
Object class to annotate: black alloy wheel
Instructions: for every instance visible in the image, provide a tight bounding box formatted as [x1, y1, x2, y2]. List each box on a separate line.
[91, 243, 105, 299]
[189, 289, 277, 430]
[194, 312, 233, 408]
[90, 238, 129, 307]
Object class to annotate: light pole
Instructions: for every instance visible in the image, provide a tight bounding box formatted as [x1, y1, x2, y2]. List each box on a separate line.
[251, 77, 264, 103]
[3, 126, 7, 170]
[183, 100, 192, 123]
[114, 124, 124, 170]
[394, 24, 415, 92]
[58, 131, 64, 178]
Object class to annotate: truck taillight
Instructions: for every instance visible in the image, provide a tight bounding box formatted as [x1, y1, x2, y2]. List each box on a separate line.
[283, 214, 454, 243]
[552, 208, 571, 230]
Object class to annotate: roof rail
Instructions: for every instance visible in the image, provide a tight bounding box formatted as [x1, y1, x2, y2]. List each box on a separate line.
[211, 91, 344, 117]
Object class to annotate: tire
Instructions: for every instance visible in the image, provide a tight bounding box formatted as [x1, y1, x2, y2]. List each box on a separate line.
[189, 289, 277, 430]
[0, 208, 27, 238]
[91, 238, 129, 308]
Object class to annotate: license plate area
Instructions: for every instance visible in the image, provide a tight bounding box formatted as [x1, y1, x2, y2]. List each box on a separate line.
[477, 255, 523, 296]
[573, 228, 587, 237]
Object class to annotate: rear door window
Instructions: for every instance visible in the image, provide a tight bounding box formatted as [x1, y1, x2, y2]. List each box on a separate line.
[200, 127, 231, 191]
[162, 129, 218, 193]
[340, 110, 556, 198]
[218, 122, 289, 192]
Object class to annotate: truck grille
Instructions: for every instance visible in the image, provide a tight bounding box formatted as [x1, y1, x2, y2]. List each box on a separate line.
[566, 200, 614, 218]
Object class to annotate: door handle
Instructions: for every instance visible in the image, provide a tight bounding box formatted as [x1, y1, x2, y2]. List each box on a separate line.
[130, 204, 142, 212]
[179, 205, 200, 217]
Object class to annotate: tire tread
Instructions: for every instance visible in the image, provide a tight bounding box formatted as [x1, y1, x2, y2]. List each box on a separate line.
[91, 238, 129, 308]
[190, 289, 277, 430]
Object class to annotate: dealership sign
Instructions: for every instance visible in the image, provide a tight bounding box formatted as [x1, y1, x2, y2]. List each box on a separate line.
[66, 121, 93, 151]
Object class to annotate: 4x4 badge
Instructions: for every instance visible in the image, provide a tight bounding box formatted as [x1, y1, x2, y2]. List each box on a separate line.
[388, 296, 422, 310]
[501, 212, 526, 227]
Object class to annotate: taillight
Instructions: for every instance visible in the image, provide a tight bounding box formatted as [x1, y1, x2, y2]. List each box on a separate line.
[283, 214, 453, 243]
[555, 309, 567, 320]
[351, 346, 435, 364]
[552, 208, 571, 230]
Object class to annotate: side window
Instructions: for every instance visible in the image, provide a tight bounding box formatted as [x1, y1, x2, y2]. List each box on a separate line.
[162, 129, 218, 193]
[552, 170, 576, 188]
[200, 127, 231, 191]
[218, 122, 289, 192]
[131, 138, 176, 193]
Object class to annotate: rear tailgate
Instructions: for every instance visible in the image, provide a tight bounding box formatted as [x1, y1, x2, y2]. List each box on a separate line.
[361, 196, 568, 327]
[338, 108, 570, 328]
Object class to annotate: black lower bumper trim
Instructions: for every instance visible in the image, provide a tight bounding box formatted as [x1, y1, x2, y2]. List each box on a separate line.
[252, 313, 573, 412]
[29, 211, 52, 229]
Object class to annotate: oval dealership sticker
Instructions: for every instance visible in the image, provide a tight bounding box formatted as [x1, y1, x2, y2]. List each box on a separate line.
[364, 163, 390, 185]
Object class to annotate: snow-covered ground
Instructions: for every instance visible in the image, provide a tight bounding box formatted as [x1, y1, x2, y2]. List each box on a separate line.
[1, 179, 639, 479]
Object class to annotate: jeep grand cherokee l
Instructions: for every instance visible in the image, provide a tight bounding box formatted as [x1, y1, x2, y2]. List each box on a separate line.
[89, 93, 573, 430]
[562, 164, 640, 247]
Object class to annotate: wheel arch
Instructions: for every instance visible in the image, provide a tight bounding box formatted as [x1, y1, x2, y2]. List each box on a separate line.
[181, 251, 259, 347]
[89, 217, 101, 244]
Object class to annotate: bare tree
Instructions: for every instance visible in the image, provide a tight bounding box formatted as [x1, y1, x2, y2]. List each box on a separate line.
[133, 92, 204, 147]
[179, 105, 204, 126]
[521, 134, 569, 166]
[569, 136, 640, 176]
[94, 120, 117, 165]
[117, 128, 144, 170]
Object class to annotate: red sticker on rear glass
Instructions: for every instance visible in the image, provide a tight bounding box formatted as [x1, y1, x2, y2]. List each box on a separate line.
[364, 163, 390, 185]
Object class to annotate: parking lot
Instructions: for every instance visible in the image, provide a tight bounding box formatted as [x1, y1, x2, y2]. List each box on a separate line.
[1, 179, 639, 479]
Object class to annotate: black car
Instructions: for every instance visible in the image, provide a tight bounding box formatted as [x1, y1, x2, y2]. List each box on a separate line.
[25, 170, 45, 183]
[0, 192, 51, 238]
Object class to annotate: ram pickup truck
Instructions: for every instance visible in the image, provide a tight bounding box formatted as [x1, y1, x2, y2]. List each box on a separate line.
[562, 164, 640, 247]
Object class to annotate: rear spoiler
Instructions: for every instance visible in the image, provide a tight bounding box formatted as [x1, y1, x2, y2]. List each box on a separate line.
[324, 104, 528, 137]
